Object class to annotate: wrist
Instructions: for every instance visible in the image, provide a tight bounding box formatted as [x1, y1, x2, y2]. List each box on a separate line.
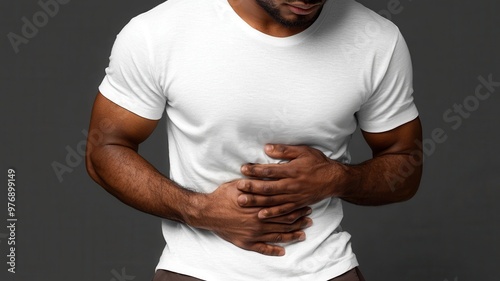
[182, 192, 210, 229]
[328, 161, 361, 198]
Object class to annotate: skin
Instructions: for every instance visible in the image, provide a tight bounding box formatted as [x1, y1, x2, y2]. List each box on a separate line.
[238, 122, 423, 220]
[228, 0, 327, 37]
[87, 93, 312, 257]
[86, 0, 423, 257]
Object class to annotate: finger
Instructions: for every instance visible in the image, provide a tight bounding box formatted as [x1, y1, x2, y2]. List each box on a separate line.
[261, 207, 312, 224]
[237, 179, 287, 196]
[259, 230, 307, 245]
[265, 144, 308, 160]
[241, 163, 293, 179]
[246, 242, 286, 256]
[238, 193, 294, 207]
[267, 216, 313, 233]
[258, 203, 303, 219]
[260, 217, 312, 235]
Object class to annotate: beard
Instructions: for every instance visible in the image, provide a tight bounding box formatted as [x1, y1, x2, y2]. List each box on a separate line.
[255, 0, 325, 28]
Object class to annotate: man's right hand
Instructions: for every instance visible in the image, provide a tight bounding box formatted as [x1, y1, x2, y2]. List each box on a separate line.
[87, 93, 312, 257]
[190, 180, 313, 256]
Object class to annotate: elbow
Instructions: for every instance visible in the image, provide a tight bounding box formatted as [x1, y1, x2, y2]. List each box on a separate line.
[400, 182, 420, 202]
[397, 167, 422, 202]
[386, 160, 422, 203]
[85, 144, 101, 184]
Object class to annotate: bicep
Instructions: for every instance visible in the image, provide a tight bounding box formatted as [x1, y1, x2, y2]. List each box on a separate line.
[88, 92, 160, 151]
[361, 117, 422, 157]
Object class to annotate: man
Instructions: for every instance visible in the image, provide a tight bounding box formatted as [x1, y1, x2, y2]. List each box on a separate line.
[86, 0, 422, 280]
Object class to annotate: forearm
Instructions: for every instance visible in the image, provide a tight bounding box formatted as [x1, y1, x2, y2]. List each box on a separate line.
[335, 153, 422, 205]
[87, 144, 313, 256]
[86, 144, 202, 224]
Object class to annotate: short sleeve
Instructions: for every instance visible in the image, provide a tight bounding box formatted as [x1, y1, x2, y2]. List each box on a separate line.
[356, 29, 418, 133]
[99, 18, 166, 120]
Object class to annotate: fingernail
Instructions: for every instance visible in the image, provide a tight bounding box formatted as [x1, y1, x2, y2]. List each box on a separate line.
[306, 209, 313, 215]
[259, 209, 269, 219]
[241, 165, 248, 173]
[265, 144, 274, 151]
[298, 233, 306, 241]
[306, 219, 313, 228]
[237, 195, 247, 205]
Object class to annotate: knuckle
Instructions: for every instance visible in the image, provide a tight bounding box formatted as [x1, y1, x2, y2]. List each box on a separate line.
[281, 184, 292, 194]
[263, 184, 274, 194]
[286, 213, 299, 223]
[240, 180, 253, 192]
[282, 168, 296, 179]
[287, 181, 300, 190]
[247, 194, 256, 204]
[284, 224, 295, 232]
[277, 207, 288, 216]
[273, 234, 284, 243]
[263, 196, 274, 205]
[262, 168, 272, 177]
[256, 244, 268, 255]
[289, 167, 299, 177]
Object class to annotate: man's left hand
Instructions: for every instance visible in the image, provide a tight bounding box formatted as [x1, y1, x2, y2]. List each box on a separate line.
[238, 144, 345, 220]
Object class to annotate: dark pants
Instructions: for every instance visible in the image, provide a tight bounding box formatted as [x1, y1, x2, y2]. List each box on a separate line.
[153, 267, 366, 281]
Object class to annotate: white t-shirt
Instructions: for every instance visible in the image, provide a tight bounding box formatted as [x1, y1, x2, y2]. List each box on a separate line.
[99, 0, 418, 280]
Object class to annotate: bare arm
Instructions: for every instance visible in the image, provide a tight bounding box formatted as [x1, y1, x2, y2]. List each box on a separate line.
[86, 92, 310, 256]
[236, 118, 423, 218]
[340, 117, 423, 205]
[85, 92, 199, 223]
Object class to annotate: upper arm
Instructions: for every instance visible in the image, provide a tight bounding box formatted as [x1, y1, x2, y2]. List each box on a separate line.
[86, 18, 165, 181]
[361, 117, 422, 157]
[87, 92, 159, 152]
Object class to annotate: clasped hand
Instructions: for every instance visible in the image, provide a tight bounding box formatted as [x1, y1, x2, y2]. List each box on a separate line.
[238, 144, 339, 219]
[204, 144, 342, 256]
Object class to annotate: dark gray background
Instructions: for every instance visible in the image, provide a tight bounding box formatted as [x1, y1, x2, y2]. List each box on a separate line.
[1, 0, 498, 280]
